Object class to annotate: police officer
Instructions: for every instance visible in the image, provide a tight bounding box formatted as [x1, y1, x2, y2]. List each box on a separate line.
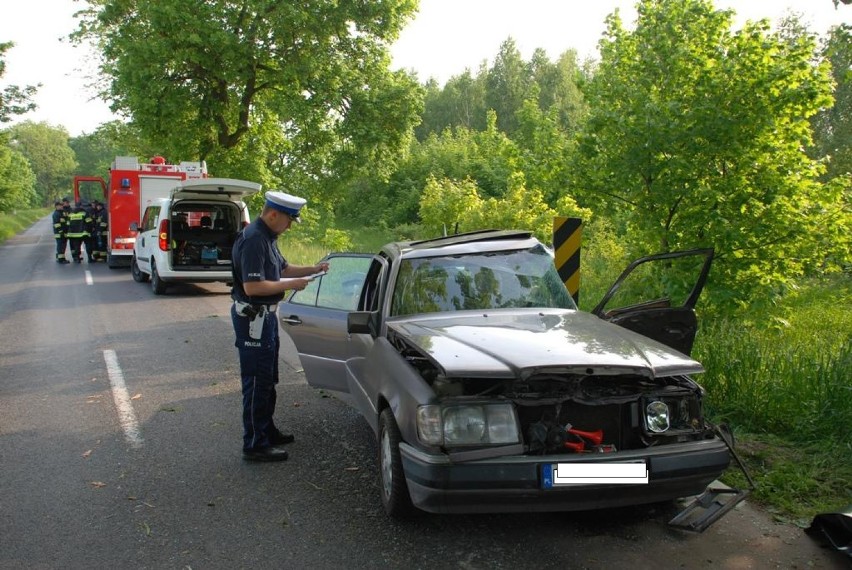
[231, 191, 329, 462]
[66, 202, 92, 263]
[52, 201, 70, 263]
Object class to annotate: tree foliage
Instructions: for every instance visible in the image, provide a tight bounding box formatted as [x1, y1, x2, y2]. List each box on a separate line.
[9, 122, 78, 205]
[811, 24, 852, 180]
[341, 110, 522, 227]
[418, 171, 593, 243]
[417, 39, 588, 141]
[574, 0, 836, 305]
[0, 42, 38, 124]
[485, 39, 532, 136]
[416, 71, 488, 138]
[69, 120, 156, 177]
[0, 135, 37, 211]
[73, 0, 423, 195]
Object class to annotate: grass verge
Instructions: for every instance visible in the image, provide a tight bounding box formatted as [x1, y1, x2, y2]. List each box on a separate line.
[694, 275, 852, 524]
[0, 208, 49, 244]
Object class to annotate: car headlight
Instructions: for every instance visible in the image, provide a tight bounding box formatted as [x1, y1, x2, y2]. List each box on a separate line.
[417, 403, 520, 447]
[646, 400, 670, 433]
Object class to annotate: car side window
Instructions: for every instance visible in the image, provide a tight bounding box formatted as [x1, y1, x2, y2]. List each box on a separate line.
[358, 257, 386, 312]
[141, 206, 159, 231]
[289, 255, 373, 310]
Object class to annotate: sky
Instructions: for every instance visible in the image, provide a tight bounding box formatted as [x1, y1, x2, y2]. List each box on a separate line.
[1, 0, 849, 137]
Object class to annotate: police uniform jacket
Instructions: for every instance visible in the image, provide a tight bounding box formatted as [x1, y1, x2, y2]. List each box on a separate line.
[231, 217, 288, 306]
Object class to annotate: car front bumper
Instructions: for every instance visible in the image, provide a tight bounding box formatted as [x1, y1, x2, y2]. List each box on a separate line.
[400, 438, 731, 514]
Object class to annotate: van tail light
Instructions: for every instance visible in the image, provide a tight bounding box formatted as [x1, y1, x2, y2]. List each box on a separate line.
[158, 219, 170, 251]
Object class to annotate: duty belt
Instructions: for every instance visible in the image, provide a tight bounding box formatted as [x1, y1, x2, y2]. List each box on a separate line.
[234, 300, 278, 315]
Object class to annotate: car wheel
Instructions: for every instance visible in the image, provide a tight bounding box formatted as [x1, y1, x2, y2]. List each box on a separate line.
[131, 256, 149, 283]
[378, 408, 415, 518]
[150, 260, 167, 295]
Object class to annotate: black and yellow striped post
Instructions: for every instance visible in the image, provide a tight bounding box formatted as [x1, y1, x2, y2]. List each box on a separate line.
[553, 217, 582, 304]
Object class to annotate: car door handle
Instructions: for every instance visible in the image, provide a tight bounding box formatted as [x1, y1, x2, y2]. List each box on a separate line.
[279, 315, 302, 326]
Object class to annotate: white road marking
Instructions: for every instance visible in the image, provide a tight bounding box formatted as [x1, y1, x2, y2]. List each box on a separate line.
[103, 349, 143, 449]
[85, 270, 94, 285]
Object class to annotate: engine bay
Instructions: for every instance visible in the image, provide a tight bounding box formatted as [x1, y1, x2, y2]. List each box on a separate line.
[391, 331, 714, 455]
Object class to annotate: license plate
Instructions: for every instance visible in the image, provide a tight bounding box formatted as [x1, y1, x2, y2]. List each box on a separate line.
[542, 461, 648, 488]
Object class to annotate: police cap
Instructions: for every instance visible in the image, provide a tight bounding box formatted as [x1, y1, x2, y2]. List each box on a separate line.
[265, 191, 306, 223]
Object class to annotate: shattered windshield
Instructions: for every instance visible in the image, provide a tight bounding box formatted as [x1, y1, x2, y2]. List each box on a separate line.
[390, 245, 577, 317]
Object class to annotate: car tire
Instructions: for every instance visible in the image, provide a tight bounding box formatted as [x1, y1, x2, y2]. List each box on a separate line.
[150, 260, 167, 295]
[131, 256, 149, 283]
[378, 408, 415, 518]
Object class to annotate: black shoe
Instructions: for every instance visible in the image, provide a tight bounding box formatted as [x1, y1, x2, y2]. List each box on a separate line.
[74, 259, 82, 263]
[88, 257, 95, 263]
[269, 430, 295, 445]
[62, 259, 70, 264]
[242, 447, 289, 462]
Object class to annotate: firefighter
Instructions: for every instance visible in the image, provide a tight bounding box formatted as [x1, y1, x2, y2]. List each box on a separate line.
[91, 201, 108, 261]
[52, 201, 70, 263]
[82, 201, 96, 262]
[66, 202, 92, 264]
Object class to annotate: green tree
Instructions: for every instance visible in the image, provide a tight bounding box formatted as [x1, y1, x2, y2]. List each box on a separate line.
[9, 121, 78, 205]
[0, 137, 37, 211]
[514, 93, 574, 205]
[574, 0, 835, 306]
[811, 24, 852, 180]
[74, 0, 423, 196]
[69, 120, 154, 176]
[418, 175, 483, 237]
[468, 172, 557, 243]
[485, 38, 532, 136]
[416, 69, 488, 140]
[0, 42, 38, 124]
[529, 48, 588, 136]
[340, 111, 520, 228]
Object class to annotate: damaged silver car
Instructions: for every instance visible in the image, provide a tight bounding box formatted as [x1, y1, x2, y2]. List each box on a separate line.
[279, 230, 734, 523]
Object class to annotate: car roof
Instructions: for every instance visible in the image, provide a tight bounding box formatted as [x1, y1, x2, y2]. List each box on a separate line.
[385, 229, 541, 260]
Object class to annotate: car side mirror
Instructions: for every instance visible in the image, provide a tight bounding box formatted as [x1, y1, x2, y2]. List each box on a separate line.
[129, 222, 139, 231]
[348, 311, 378, 337]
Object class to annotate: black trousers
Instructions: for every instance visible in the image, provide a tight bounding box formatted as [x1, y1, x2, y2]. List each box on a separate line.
[83, 237, 94, 260]
[55, 237, 67, 261]
[69, 238, 84, 261]
[231, 304, 282, 451]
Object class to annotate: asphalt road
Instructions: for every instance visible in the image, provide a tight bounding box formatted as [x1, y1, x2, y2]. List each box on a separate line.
[0, 217, 845, 569]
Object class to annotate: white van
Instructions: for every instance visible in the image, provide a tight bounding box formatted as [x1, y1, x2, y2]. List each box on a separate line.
[130, 178, 260, 294]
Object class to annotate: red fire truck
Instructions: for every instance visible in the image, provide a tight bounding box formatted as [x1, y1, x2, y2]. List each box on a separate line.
[73, 156, 208, 268]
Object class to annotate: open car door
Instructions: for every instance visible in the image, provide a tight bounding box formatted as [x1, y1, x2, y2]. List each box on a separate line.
[277, 253, 383, 393]
[591, 249, 714, 356]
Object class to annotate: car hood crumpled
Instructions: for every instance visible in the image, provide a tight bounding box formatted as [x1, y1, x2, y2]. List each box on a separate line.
[388, 309, 704, 379]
